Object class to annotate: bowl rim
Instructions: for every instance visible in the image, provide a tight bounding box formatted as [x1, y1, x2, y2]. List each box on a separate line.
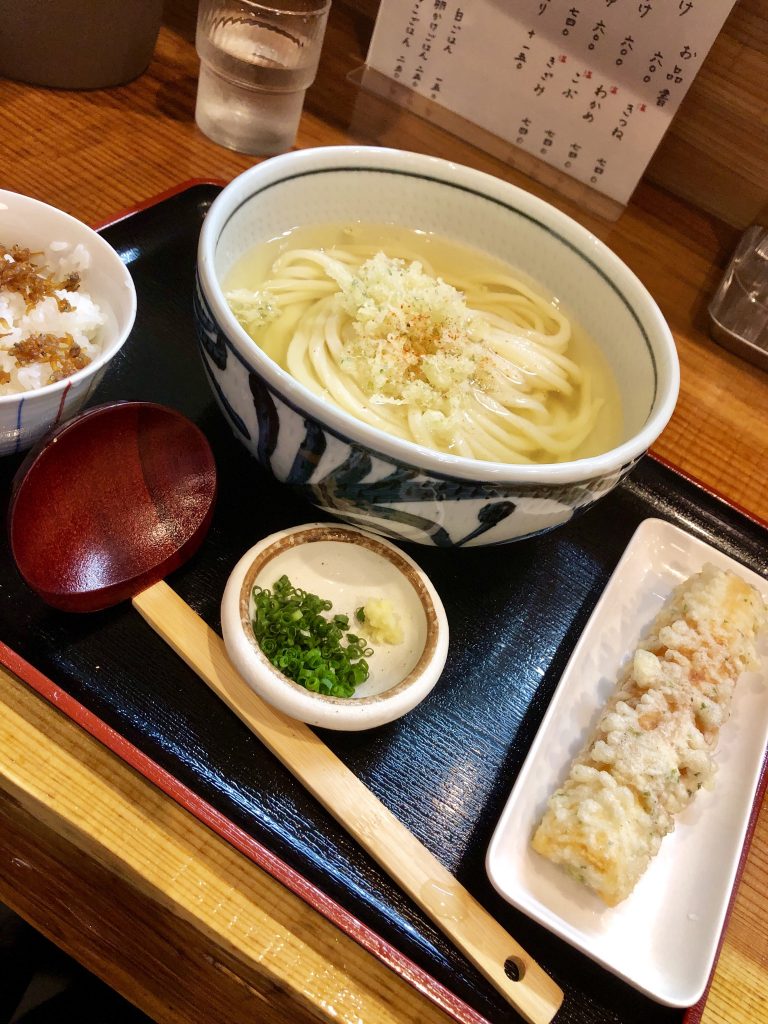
[220, 522, 450, 729]
[198, 145, 680, 485]
[0, 188, 137, 407]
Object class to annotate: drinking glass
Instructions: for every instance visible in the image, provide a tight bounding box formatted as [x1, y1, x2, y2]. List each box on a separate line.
[195, 0, 331, 155]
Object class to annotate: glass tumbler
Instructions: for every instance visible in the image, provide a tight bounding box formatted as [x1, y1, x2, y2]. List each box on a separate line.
[195, 0, 331, 155]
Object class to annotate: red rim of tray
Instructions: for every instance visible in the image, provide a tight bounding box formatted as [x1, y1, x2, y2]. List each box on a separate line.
[3, 179, 766, 1024]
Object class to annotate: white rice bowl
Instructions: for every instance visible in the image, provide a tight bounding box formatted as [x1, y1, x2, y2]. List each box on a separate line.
[0, 190, 136, 456]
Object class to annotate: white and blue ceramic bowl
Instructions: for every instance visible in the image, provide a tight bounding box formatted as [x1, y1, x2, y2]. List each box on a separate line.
[221, 523, 449, 730]
[0, 190, 136, 456]
[196, 147, 679, 547]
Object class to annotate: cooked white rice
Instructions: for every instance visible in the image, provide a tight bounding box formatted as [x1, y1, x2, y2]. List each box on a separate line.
[0, 242, 105, 396]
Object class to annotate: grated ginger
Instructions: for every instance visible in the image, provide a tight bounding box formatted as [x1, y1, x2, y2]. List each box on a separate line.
[359, 596, 404, 646]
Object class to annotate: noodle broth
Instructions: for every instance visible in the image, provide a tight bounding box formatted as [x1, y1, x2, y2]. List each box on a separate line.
[224, 223, 622, 465]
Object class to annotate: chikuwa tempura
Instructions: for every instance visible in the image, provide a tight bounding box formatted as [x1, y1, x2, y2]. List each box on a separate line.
[532, 564, 767, 906]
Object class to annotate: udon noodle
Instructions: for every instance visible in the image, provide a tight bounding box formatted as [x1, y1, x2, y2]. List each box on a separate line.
[225, 225, 619, 464]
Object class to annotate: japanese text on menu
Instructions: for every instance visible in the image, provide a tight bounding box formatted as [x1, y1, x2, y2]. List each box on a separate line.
[366, 0, 736, 203]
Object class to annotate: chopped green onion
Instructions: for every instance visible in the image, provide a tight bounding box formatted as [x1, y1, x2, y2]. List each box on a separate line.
[355, 606, 365, 623]
[250, 575, 374, 698]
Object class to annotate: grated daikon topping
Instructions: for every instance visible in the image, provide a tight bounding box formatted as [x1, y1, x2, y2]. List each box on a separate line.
[335, 253, 489, 413]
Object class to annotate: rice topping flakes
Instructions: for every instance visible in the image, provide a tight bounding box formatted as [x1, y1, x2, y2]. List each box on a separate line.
[0, 241, 104, 395]
[0, 244, 81, 308]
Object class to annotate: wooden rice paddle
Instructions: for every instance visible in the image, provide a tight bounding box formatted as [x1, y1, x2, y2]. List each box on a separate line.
[9, 401, 563, 1024]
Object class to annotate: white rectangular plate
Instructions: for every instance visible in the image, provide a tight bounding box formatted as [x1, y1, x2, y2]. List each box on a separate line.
[486, 517, 768, 1007]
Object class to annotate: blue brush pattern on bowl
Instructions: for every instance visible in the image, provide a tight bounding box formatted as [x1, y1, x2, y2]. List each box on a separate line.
[195, 147, 678, 547]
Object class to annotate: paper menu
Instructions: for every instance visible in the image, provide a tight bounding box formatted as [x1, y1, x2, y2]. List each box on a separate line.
[365, 0, 737, 205]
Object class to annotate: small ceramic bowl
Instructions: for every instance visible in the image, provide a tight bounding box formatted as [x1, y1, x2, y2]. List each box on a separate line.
[0, 189, 136, 456]
[196, 145, 679, 546]
[221, 523, 449, 730]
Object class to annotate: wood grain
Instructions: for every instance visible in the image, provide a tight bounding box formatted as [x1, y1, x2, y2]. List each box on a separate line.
[131, 582, 563, 1024]
[0, 665, 456, 1024]
[645, 0, 768, 229]
[0, 2, 766, 1023]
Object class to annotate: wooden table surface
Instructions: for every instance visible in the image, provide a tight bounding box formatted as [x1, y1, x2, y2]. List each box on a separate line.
[1, 4, 766, 1023]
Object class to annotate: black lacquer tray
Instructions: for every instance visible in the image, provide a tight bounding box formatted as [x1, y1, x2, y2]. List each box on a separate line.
[1, 184, 766, 1024]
